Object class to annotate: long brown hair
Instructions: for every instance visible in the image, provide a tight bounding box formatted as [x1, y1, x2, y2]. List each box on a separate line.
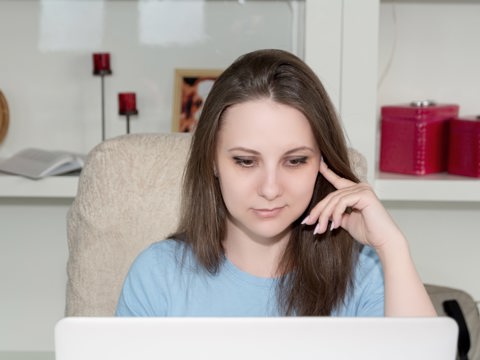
[171, 49, 361, 316]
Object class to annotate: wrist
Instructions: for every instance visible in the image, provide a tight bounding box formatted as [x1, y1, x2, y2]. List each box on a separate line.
[374, 231, 412, 266]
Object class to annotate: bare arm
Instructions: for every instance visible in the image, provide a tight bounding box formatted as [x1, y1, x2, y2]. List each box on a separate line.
[373, 228, 436, 316]
[302, 160, 436, 317]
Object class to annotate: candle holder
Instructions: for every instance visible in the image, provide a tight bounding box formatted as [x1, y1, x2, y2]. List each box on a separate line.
[118, 92, 138, 134]
[92, 53, 112, 141]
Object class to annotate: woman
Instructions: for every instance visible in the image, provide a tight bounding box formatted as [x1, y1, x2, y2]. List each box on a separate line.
[116, 49, 436, 317]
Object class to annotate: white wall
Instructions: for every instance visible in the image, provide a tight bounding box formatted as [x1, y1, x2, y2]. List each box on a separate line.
[387, 201, 480, 298]
[378, 2, 480, 114]
[0, 198, 70, 351]
[0, 0, 302, 156]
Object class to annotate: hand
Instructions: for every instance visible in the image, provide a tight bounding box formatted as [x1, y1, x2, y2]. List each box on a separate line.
[302, 160, 437, 317]
[302, 160, 403, 250]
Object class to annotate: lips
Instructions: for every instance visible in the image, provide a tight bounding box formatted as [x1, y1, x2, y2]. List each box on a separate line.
[252, 206, 285, 218]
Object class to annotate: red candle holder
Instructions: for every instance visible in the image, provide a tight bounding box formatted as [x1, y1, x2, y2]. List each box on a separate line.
[118, 92, 138, 134]
[92, 53, 112, 141]
[93, 53, 112, 75]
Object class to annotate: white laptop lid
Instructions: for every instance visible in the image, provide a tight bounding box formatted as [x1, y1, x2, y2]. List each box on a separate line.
[55, 317, 458, 360]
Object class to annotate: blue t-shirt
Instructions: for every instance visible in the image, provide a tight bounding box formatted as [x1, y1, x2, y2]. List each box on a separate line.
[116, 239, 384, 317]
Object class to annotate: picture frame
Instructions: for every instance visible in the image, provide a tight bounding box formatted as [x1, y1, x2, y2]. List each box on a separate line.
[0, 90, 9, 144]
[172, 68, 223, 133]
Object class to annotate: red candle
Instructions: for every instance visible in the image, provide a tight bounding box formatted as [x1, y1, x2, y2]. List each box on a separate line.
[93, 53, 112, 75]
[118, 93, 138, 114]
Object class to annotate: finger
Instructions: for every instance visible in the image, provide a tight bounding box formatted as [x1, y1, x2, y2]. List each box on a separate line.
[313, 189, 355, 234]
[329, 193, 356, 231]
[302, 189, 341, 231]
[301, 161, 359, 226]
[319, 160, 355, 190]
[304, 184, 366, 231]
[301, 182, 349, 227]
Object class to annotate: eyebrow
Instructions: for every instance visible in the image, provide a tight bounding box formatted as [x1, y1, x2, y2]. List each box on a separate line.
[227, 146, 317, 155]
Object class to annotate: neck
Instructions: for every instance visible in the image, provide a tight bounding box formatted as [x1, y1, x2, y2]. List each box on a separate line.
[222, 220, 291, 278]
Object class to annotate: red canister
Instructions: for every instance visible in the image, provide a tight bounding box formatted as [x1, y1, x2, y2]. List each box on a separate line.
[448, 115, 480, 178]
[379, 101, 459, 175]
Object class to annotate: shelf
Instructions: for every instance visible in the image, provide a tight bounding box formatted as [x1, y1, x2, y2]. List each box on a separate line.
[0, 351, 54, 360]
[374, 172, 480, 202]
[1, 171, 479, 202]
[0, 174, 78, 198]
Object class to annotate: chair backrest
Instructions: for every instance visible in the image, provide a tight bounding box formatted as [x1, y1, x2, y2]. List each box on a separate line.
[65, 133, 367, 316]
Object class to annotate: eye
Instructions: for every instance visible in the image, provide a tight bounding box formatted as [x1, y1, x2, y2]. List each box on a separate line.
[286, 156, 308, 167]
[233, 156, 257, 168]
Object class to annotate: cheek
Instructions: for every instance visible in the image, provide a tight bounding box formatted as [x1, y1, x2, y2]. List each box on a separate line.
[287, 169, 319, 201]
[216, 170, 249, 203]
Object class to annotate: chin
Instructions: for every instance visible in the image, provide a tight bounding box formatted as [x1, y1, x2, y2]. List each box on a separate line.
[248, 223, 293, 243]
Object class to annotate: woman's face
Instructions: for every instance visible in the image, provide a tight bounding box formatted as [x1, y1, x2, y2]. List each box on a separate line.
[215, 99, 321, 246]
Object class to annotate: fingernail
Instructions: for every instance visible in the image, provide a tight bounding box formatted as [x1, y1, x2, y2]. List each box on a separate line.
[329, 221, 335, 231]
[313, 223, 321, 235]
[301, 215, 310, 225]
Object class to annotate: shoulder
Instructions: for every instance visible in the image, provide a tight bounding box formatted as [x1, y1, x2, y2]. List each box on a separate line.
[127, 239, 193, 278]
[116, 239, 194, 316]
[336, 245, 384, 316]
[144, 238, 184, 254]
[138, 238, 187, 260]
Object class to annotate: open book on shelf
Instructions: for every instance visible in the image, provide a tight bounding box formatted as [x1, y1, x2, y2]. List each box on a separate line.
[0, 148, 86, 180]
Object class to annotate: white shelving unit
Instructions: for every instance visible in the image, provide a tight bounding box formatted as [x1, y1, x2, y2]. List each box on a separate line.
[0, 352, 54, 360]
[372, 0, 480, 202]
[375, 172, 480, 202]
[3, 0, 479, 202]
[0, 174, 78, 198]
[317, 0, 480, 204]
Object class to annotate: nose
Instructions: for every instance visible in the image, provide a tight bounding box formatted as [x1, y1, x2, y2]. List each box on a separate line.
[258, 166, 283, 201]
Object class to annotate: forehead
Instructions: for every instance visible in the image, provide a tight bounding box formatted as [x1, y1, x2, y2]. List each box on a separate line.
[217, 99, 318, 150]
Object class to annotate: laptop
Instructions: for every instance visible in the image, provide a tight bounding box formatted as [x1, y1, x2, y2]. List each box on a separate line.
[55, 317, 458, 360]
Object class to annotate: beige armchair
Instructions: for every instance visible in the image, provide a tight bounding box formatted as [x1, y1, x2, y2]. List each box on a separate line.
[65, 132, 368, 317]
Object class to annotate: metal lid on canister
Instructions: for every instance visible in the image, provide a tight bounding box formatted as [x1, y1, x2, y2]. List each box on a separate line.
[409, 100, 437, 107]
[381, 100, 459, 120]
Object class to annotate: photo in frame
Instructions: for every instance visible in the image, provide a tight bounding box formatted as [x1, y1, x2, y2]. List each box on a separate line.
[172, 69, 222, 133]
[0, 90, 9, 144]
